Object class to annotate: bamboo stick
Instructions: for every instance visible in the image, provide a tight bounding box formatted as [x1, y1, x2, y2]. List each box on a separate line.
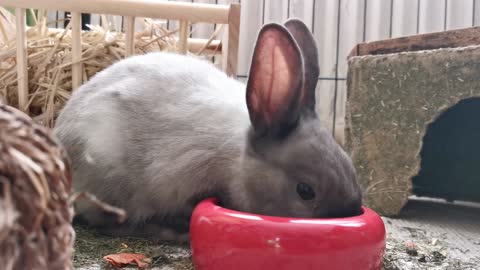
[223, 3, 240, 77]
[178, 20, 189, 54]
[4, 0, 230, 24]
[124, 16, 135, 57]
[71, 12, 82, 90]
[15, 8, 29, 112]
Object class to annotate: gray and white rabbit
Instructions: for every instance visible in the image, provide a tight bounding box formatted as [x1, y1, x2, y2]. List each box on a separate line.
[54, 19, 362, 241]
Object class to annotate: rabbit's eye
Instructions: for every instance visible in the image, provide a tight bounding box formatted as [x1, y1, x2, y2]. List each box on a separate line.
[296, 182, 315, 200]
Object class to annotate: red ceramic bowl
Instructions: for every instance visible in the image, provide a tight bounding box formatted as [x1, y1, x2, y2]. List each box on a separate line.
[190, 198, 385, 270]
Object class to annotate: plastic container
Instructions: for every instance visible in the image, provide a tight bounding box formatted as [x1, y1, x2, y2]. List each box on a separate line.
[190, 198, 385, 270]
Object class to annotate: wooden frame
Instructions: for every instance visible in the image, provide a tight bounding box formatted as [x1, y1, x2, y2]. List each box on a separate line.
[4, 0, 241, 113]
[349, 26, 480, 57]
[14, 8, 28, 112]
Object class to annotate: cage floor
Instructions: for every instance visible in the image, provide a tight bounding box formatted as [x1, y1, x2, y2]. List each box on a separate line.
[74, 197, 480, 269]
[383, 196, 480, 263]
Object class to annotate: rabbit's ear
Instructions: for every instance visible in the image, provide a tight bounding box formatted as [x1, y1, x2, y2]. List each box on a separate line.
[284, 18, 319, 113]
[246, 23, 304, 138]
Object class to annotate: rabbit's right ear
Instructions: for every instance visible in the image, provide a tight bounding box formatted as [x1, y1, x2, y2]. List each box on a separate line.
[284, 18, 320, 113]
[246, 24, 304, 138]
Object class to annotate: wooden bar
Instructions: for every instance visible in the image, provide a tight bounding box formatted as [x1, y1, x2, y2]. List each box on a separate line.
[71, 12, 82, 90]
[3, 0, 230, 24]
[187, 38, 221, 53]
[37, 9, 47, 36]
[223, 3, 240, 77]
[349, 26, 480, 57]
[178, 20, 189, 54]
[124, 16, 135, 57]
[15, 8, 28, 113]
[221, 26, 228, 72]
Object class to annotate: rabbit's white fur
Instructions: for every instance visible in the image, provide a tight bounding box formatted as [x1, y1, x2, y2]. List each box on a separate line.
[57, 52, 251, 223]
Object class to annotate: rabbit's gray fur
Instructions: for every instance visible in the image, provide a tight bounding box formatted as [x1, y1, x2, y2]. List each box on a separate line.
[54, 19, 362, 241]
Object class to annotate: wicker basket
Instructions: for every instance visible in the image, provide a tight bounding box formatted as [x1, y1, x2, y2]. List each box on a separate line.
[0, 104, 74, 270]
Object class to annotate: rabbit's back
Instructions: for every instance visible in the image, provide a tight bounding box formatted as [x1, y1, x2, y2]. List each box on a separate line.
[54, 52, 249, 223]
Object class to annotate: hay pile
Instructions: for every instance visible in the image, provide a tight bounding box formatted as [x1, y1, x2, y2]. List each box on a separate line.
[0, 104, 74, 270]
[0, 9, 221, 127]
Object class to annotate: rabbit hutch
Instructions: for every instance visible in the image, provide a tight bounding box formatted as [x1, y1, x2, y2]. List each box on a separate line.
[346, 26, 480, 216]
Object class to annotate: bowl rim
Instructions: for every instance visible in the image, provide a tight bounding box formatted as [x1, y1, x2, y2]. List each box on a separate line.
[195, 197, 382, 224]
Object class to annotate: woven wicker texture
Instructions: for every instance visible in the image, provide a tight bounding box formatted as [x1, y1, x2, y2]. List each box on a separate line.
[0, 104, 74, 270]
